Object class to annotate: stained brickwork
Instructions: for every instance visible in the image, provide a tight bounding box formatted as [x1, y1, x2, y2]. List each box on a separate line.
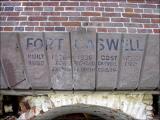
[0, 0, 159, 33]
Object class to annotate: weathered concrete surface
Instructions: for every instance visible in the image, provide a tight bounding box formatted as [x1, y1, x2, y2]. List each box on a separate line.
[139, 35, 160, 89]
[19, 32, 50, 89]
[0, 64, 7, 89]
[0, 32, 29, 89]
[71, 31, 96, 90]
[21, 92, 153, 120]
[44, 32, 73, 90]
[0, 32, 159, 90]
[97, 33, 121, 89]
[118, 34, 146, 89]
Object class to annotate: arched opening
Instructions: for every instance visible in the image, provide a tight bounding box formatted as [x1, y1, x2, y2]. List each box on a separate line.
[53, 113, 105, 120]
[35, 104, 135, 120]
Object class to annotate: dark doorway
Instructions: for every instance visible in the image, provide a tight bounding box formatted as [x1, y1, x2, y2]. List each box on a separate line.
[53, 113, 105, 120]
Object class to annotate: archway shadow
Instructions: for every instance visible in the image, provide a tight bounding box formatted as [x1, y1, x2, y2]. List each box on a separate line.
[35, 104, 135, 120]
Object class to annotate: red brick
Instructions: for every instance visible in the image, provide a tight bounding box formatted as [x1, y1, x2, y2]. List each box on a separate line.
[24, 7, 33, 11]
[139, 4, 157, 8]
[62, 22, 81, 26]
[90, 17, 109, 21]
[61, 12, 80, 16]
[117, 28, 127, 32]
[105, 8, 114, 12]
[97, 28, 107, 32]
[151, 19, 160, 23]
[4, 27, 13, 31]
[153, 29, 160, 33]
[60, 2, 79, 6]
[102, 13, 121, 17]
[0, 17, 6, 21]
[122, 13, 141, 18]
[119, 3, 138, 8]
[35, 27, 44, 31]
[137, 29, 152, 33]
[131, 18, 150, 23]
[45, 27, 54, 31]
[65, 7, 75, 11]
[125, 8, 133, 12]
[128, 0, 145, 3]
[142, 14, 160, 18]
[34, 7, 43, 11]
[23, 2, 42, 6]
[144, 24, 158, 28]
[7, 17, 27, 21]
[55, 27, 65, 31]
[86, 7, 94, 11]
[0, 12, 19, 16]
[28, 17, 47, 21]
[3, 2, 21, 6]
[80, 2, 99, 6]
[108, 28, 117, 32]
[0, 27, 3, 31]
[55, 7, 64, 11]
[95, 7, 104, 11]
[21, 12, 40, 16]
[41, 12, 60, 16]
[100, 3, 118, 7]
[43, 2, 59, 6]
[49, 17, 68, 21]
[69, 17, 88, 21]
[20, 22, 39, 26]
[134, 9, 143, 13]
[40, 22, 60, 26]
[124, 23, 143, 27]
[1, 22, 19, 26]
[66, 27, 79, 32]
[106, 0, 126, 2]
[111, 18, 130, 22]
[146, 0, 160, 4]
[81, 12, 101, 16]
[25, 27, 34, 31]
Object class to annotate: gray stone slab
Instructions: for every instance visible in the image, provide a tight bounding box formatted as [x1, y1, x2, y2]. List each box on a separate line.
[44, 32, 73, 90]
[71, 31, 96, 90]
[0, 64, 8, 89]
[1, 32, 29, 89]
[139, 35, 160, 89]
[118, 34, 146, 89]
[97, 33, 121, 89]
[19, 32, 50, 89]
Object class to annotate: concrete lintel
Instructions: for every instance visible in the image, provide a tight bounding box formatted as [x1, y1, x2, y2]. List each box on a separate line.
[0, 90, 159, 96]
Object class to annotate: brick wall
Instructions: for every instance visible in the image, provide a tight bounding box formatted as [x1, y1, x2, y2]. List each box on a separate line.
[0, 0, 160, 33]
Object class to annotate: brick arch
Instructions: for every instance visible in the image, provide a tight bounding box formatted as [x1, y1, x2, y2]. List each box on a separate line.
[35, 104, 134, 120]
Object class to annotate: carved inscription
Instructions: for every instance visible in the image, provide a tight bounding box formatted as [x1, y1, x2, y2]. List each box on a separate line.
[71, 32, 96, 90]
[0, 32, 159, 90]
[97, 33, 121, 89]
[19, 33, 50, 89]
[44, 32, 73, 90]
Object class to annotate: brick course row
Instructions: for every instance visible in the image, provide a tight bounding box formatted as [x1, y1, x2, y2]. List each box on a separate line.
[0, 0, 159, 33]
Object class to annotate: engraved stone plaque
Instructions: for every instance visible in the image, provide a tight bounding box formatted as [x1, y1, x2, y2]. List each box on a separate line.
[97, 33, 121, 89]
[71, 31, 96, 90]
[118, 34, 146, 89]
[19, 32, 50, 89]
[139, 35, 160, 89]
[1, 32, 29, 89]
[44, 32, 73, 90]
